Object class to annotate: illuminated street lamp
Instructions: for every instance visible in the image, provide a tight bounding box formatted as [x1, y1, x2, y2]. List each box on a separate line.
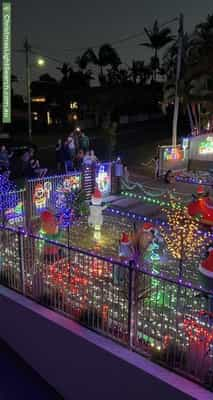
[37, 57, 45, 67]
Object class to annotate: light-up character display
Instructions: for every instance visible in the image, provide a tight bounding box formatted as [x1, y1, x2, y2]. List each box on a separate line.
[163, 147, 183, 161]
[95, 163, 111, 196]
[33, 182, 51, 209]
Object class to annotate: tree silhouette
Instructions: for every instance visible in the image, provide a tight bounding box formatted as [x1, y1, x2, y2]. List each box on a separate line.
[130, 60, 151, 85]
[78, 44, 121, 85]
[57, 63, 72, 83]
[140, 20, 174, 80]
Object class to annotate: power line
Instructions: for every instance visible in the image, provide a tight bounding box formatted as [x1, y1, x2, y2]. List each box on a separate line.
[62, 17, 178, 52]
[13, 17, 179, 67]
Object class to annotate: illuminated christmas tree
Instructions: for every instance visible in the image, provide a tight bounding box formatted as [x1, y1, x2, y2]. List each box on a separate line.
[160, 203, 206, 275]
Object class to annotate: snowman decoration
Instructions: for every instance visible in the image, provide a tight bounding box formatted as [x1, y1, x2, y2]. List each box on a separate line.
[88, 188, 107, 232]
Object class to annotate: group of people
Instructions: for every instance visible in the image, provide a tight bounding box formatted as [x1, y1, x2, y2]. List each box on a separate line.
[0, 127, 96, 179]
[21, 147, 48, 178]
[0, 145, 13, 176]
[0, 144, 47, 179]
[56, 128, 98, 173]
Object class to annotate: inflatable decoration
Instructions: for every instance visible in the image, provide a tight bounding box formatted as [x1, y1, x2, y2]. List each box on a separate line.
[40, 210, 58, 235]
[188, 185, 213, 226]
[199, 244, 213, 294]
[40, 210, 62, 261]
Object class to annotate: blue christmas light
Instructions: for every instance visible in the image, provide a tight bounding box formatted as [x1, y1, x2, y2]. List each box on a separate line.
[176, 176, 211, 185]
[0, 175, 18, 211]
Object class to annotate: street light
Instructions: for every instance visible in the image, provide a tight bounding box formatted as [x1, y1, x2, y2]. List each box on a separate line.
[37, 57, 45, 67]
[24, 39, 45, 139]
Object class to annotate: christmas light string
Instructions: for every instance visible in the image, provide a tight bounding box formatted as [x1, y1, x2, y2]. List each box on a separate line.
[104, 207, 167, 226]
[1, 223, 213, 295]
[28, 171, 82, 183]
[176, 176, 212, 186]
[121, 190, 185, 210]
[121, 178, 168, 197]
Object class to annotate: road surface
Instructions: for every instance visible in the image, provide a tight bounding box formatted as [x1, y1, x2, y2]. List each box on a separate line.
[0, 340, 62, 400]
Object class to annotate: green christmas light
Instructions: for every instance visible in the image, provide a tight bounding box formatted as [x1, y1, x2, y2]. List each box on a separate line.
[121, 191, 184, 210]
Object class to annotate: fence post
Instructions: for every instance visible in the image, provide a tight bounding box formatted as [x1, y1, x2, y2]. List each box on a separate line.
[18, 228, 26, 295]
[128, 262, 136, 349]
[25, 180, 30, 231]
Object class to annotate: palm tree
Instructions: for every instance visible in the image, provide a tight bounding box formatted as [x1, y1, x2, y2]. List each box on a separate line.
[140, 20, 174, 80]
[163, 15, 213, 135]
[130, 60, 151, 85]
[105, 66, 131, 87]
[194, 14, 213, 47]
[187, 14, 213, 79]
[78, 44, 121, 85]
[56, 63, 72, 83]
[76, 54, 91, 71]
[75, 55, 94, 87]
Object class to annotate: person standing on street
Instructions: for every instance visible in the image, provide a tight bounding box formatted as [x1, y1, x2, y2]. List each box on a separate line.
[79, 131, 89, 153]
[56, 139, 64, 172]
[63, 140, 72, 173]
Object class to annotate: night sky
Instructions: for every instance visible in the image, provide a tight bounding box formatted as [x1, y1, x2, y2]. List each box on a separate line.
[6, 0, 213, 95]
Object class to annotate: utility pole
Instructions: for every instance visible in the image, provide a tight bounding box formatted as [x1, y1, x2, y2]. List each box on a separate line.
[172, 13, 184, 147]
[24, 38, 32, 140]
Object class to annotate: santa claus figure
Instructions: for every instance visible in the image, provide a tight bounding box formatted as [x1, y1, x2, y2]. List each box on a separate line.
[188, 185, 213, 226]
[88, 188, 107, 229]
[199, 244, 213, 292]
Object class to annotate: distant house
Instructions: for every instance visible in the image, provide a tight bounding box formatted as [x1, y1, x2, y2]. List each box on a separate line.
[30, 83, 163, 130]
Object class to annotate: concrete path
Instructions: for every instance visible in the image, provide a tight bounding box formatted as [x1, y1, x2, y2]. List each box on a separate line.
[105, 173, 202, 219]
[0, 340, 62, 400]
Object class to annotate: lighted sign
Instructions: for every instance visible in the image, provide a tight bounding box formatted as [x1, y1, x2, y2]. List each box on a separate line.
[96, 163, 111, 196]
[54, 175, 81, 209]
[199, 136, 213, 154]
[32, 97, 46, 103]
[163, 147, 183, 161]
[54, 174, 81, 210]
[33, 182, 52, 209]
[2, 2, 11, 123]
[5, 201, 24, 223]
[70, 101, 78, 110]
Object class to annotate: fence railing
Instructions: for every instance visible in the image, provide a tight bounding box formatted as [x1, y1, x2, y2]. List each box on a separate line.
[0, 225, 212, 391]
[26, 172, 82, 220]
[0, 189, 26, 228]
[1, 163, 113, 227]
